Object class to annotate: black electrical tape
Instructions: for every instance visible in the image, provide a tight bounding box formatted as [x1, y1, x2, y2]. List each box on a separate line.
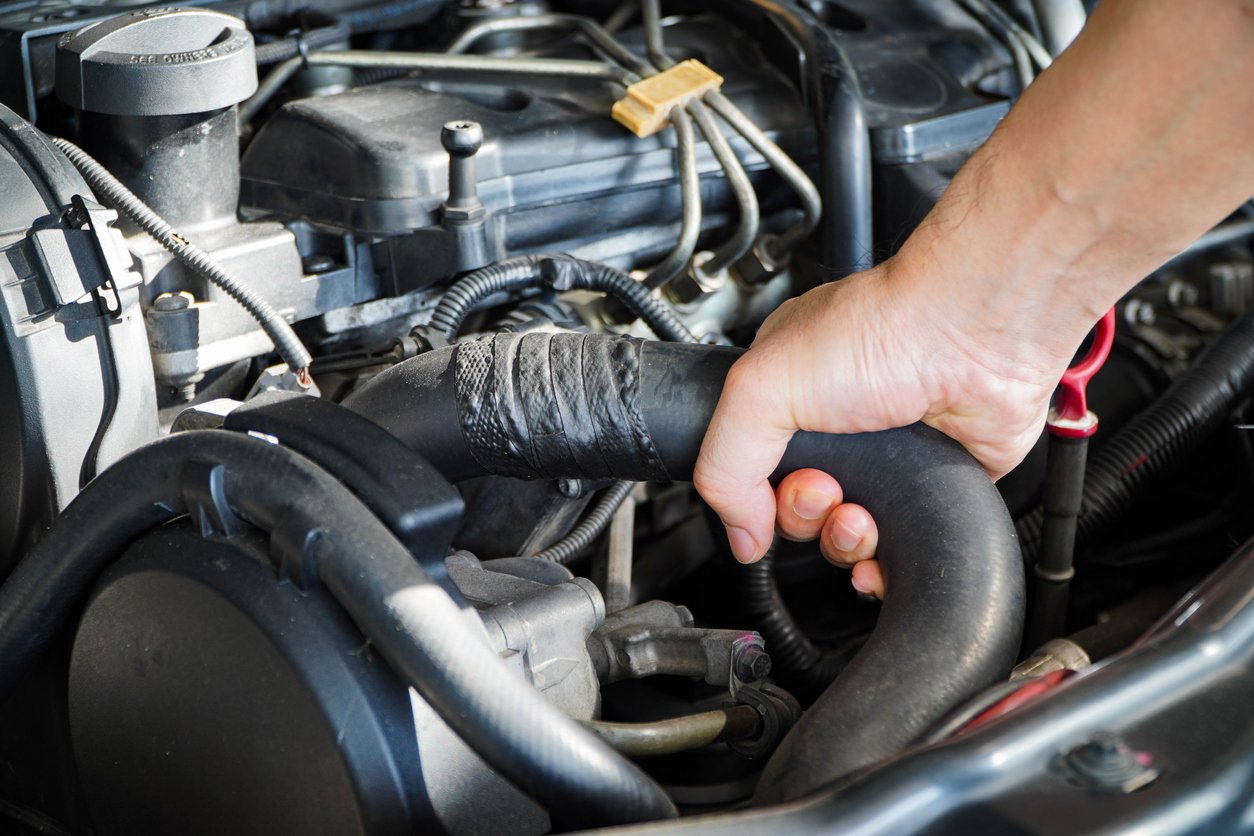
[455, 332, 669, 482]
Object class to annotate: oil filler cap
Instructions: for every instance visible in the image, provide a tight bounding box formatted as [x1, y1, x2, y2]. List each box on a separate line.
[55, 8, 257, 116]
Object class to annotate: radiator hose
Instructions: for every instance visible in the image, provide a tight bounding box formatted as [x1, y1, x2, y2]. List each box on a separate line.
[344, 332, 1024, 803]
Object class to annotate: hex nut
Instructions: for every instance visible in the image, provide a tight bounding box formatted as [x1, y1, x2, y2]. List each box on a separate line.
[666, 251, 726, 305]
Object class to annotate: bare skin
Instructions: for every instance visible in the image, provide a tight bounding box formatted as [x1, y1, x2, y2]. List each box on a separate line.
[694, 0, 1254, 598]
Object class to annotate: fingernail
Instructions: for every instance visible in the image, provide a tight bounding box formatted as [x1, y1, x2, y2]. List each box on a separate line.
[830, 519, 862, 554]
[726, 526, 759, 563]
[851, 574, 871, 594]
[792, 490, 832, 521]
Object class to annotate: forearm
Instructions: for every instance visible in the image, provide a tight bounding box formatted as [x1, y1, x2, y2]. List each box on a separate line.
[894, 0, 1254, 375]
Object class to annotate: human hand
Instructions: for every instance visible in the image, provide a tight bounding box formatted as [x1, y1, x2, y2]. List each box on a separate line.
[694, 259, 1067, 598]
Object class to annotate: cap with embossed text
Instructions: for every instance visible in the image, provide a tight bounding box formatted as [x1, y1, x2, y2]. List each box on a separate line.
[55, 7, 257, 116]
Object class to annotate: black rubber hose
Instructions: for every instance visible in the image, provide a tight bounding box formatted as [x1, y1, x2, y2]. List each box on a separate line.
[428, 254, 548, 339]
[339, 0, 451, 33]
[254, 20, 353, 65]
[428, 254, 696, 343]
[344, 333, 1024, 804]
[0, 431, 675, 830]
[50, 138, 313, 374]
[723, 0, 872, 277]
[1019, 305, 1254, 564]
[741, 541, 854, 697]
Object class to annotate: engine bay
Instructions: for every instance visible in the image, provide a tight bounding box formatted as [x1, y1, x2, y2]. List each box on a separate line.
[2, 1, 1254, 834]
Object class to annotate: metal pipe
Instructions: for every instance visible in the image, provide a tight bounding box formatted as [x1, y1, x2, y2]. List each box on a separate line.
[304, 49, 636, 84]
[1031, 0, 1086, 56]
[643, 108, 701, 289]
[239, 55, 302, 124]
[584, 706, 763, 757]
[977, 0, 1054, 70]
[959, 0, 1035, 91]
[1164, 217, 1254, 268]
[242, 47, 634, 124]
[600, 486, 637, 613]
[640, 0, 675, 70]
[687, 99, 759, 274]
[603, 0, 637, 34]
[443, 13, 653, 78]
[704, 90, 821, 256]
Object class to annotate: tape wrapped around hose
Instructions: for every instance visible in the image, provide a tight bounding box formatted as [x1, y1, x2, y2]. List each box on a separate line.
[346, 333, 1024, 804]
[455, 332, 669, 482]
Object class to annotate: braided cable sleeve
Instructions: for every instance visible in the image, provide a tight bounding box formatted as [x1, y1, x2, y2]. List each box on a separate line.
[534, 480, 636, 564]
[50, 138, 312, 373]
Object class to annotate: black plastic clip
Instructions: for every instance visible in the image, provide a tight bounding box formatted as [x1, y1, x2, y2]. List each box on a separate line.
[269, 505, 323, 593]
[180, 459, 249, 539]
[727, 685, 782, 760]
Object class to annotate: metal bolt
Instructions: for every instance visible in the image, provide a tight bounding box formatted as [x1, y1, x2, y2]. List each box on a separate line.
[152, 291, 192, 312]
[558, 478, 583, 498]
[1124, 298, 1155, 326]
[1063, 732, 1159, 792]
[302, 254, 336, 274]
[733, 647, 772, 682]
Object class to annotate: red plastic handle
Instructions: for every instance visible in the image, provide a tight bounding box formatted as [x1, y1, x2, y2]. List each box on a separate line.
[1050, 307, 1116, 436]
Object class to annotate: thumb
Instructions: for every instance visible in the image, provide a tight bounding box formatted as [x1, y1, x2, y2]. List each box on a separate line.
[694, 362, 795, 564]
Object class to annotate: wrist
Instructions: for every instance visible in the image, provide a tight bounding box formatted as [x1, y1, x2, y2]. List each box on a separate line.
[886, 140, 1116, 379]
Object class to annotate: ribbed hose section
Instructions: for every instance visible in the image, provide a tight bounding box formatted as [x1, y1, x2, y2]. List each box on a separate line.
[429, 254, 696, 343]
[742, 544, 850, 697]
[1019, 307, 1254, 564]
[51, 138, 313, 374]
[428, 254, 551, 340]
[534, 480, 635, 564]
[542, 257, 696, 343]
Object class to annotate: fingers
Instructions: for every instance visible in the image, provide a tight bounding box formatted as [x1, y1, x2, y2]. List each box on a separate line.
[851, 559, 885, 599]
[774, 469, 843, 542]
[820, 502, 878, 567]
[775, 470, 883, 599]
[694, 358, 796, 564]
